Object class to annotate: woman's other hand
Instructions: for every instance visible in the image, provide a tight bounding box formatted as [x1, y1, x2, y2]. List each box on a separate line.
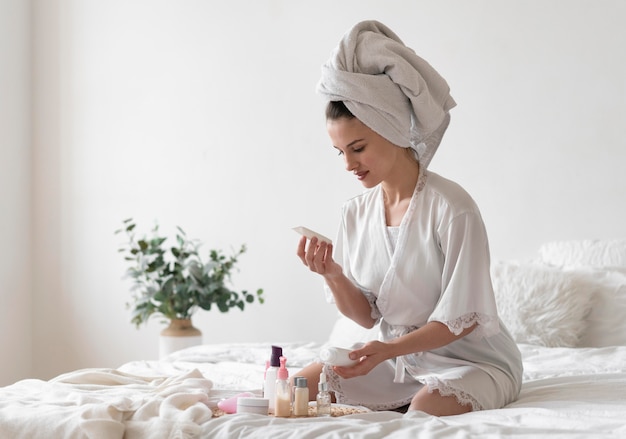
[332, 341, 392, 378]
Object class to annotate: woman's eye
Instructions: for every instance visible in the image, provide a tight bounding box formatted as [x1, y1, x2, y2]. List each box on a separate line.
[335, 145, 364, 156]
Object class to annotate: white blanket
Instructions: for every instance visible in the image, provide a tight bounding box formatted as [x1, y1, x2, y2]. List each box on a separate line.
[2, 343, 626, 438]
[0, 368, 213, 439]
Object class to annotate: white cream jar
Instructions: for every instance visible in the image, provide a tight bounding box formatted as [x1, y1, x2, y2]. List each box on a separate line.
[237, 397, 269, 415]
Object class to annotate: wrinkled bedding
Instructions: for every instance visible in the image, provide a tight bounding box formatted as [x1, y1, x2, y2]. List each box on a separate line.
[0, 368, 212, 438]
[2, 342, 625, 438]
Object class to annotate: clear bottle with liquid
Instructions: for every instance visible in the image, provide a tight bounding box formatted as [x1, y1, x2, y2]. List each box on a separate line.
[316, 370, 331, 417]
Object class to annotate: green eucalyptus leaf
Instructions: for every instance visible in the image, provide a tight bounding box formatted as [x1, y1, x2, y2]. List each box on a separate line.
[117, 219, 264, 327]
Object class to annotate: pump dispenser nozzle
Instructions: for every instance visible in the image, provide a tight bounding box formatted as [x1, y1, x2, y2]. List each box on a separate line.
[270, 345, 283, 367]
[277, 356, 289, 380]
[318, 371, 328, 391]
[316, 370, 331, 417]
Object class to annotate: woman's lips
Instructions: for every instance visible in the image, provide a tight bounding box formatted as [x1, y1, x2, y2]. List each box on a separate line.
[355, 171, 368, 181]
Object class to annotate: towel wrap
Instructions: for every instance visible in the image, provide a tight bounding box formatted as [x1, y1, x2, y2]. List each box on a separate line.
[317, 20, 456, 168]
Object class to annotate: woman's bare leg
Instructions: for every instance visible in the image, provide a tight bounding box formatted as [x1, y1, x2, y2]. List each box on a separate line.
[291, 362, 334, 402]
[409, 387, 472, 416]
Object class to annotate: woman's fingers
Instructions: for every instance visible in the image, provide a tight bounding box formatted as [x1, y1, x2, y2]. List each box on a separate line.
[333, 359, 372, 378]
[298, 237, 337, 276]
[296, 236, 308, 264]
[312, 241, 329, 271]
[302, 237, 327, 273]
[304, 237, 318, 267]
[333, 342, 389, 378]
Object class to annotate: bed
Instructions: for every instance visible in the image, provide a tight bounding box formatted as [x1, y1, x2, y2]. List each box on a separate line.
[1, 240, 625, 438]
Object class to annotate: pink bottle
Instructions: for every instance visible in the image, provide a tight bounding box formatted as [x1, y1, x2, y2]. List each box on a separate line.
[274, 356, 291, 417]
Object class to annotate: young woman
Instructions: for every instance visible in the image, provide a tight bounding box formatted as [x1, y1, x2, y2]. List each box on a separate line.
[295, 21, 522, 417]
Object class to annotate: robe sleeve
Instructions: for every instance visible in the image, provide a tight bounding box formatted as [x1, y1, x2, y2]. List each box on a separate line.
[324, 209, 383, 323]
[428, 211, 500, 338]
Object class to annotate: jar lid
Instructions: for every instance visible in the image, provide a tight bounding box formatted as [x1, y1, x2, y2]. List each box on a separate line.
[237, 397, 269, 407]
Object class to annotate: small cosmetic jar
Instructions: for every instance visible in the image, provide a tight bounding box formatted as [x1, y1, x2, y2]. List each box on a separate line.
[237, 397, 269, 415]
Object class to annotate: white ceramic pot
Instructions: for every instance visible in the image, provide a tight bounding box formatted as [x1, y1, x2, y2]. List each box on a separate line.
[159, 318, 202, 359]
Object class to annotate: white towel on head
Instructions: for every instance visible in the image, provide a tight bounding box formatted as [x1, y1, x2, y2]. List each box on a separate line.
[317, 20, 456, 168]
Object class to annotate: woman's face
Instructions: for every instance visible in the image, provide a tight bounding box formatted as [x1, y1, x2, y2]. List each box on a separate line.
[327, 116, 403, 188]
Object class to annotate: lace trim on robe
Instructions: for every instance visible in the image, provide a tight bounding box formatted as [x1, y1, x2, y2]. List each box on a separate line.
[323, 364, 415, 412]
[325, 364, 483, 412]
[386, 314, 499, 384]
[359, 170, 430, 328]
[439, 311, 500, 339]
[416, 168, 428, 192]
[419, 375, 483, 412]
[362, 290, 382, 323]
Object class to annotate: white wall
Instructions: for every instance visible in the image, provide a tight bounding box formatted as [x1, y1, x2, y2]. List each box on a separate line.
[0, 0, 32, 385]
[4, 0, 625, 383]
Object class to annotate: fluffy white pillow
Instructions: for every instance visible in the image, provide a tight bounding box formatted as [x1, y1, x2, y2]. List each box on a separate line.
[491, 261, 596, 347]
[536, 240, 626, 346]
[538, 240, 626, 271]
[577, 270, 626, 347]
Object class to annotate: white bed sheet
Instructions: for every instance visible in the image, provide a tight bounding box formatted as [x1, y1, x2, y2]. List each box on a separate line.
[122, 342, 626, 438]
[2, 342, 626, 438]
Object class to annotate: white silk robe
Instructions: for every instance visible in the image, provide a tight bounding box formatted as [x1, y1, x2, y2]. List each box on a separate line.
[324, 171, 523, 411]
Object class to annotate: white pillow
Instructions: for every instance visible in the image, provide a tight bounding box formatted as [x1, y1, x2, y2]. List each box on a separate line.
[491, 261, 596, 347]
[536, 240, 626, 346]
[538, 240, 626, 271]
[577, 270, 626, 347]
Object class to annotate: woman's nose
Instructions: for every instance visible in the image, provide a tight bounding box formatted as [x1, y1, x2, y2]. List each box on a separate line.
[344, 155, 356, 172]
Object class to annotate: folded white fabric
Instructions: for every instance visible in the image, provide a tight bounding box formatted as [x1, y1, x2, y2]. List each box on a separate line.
[0, 368, 213, 439]
[317, 20, 456, 168]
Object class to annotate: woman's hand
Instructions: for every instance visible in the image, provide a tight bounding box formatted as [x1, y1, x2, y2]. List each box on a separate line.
[332, 323, 479, 379]
[296, 236, 342, 279]
[332, 341, 393, 379]
[296, 236, 376, 328]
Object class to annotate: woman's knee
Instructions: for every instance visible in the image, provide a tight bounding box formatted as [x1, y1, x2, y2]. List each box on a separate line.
[408, 388, 472, 417]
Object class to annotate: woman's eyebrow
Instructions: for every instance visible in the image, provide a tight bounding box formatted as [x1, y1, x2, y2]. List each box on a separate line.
[346, 138, 365, 148]
[334, 138, 365, 149]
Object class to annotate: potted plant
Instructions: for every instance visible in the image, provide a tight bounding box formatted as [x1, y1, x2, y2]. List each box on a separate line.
[116, 218, 264, 357]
